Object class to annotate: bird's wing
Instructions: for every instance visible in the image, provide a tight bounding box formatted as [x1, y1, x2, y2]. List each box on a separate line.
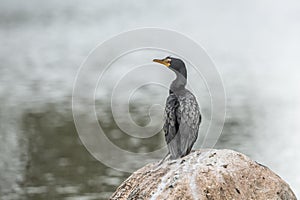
[163, 93, 179, 144]
[178, 91, 201, 156]
[163, 93, 181, 159]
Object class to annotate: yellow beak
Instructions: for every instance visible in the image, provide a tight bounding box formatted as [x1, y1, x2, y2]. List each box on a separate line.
[153, 58, 171, 67]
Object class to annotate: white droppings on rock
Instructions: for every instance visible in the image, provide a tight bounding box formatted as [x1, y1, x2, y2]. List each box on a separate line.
[150, 168, 173, 200]
[189, 170, 199, 199]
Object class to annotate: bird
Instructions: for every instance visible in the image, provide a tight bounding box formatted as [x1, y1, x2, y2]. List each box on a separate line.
[153, 56, 201, 160]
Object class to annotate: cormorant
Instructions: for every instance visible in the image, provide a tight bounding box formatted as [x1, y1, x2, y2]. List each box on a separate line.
[153, 56, 201, 160]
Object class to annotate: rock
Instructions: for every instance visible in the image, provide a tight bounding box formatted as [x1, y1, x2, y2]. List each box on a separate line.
[110, 149, 296, 200]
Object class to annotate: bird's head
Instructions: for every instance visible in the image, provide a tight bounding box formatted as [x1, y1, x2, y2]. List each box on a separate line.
[153, 56, 187, 79]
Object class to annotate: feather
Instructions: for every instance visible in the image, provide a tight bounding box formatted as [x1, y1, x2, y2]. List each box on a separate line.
[163, 90, 201, 159]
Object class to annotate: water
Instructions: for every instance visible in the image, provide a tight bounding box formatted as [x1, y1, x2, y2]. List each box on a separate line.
[1, 0, 300, 199]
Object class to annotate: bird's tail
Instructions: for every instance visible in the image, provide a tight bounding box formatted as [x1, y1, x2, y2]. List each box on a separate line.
[157, 152, 170, 166]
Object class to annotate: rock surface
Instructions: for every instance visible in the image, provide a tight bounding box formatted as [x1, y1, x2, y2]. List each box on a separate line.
[110, 149, 296, 200]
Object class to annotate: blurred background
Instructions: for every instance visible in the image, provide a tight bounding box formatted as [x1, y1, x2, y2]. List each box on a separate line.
[0, 0, 299, 199]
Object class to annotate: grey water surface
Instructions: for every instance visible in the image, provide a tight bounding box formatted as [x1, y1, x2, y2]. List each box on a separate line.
[1, 0, 299, 199]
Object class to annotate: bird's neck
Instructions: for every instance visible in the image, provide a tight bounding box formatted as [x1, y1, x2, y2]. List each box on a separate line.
[170, 71, 187, 94]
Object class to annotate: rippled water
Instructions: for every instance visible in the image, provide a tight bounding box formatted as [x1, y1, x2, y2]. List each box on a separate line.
[1, 0, 300, 199]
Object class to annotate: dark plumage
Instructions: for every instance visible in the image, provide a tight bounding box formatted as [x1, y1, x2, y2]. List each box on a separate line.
[153, 56, 201, 159]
